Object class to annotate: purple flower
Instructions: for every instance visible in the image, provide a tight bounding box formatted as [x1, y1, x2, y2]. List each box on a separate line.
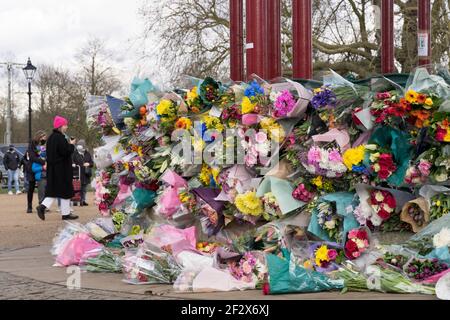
[311, 87, 337, 109]
[273, 90, 296, 118]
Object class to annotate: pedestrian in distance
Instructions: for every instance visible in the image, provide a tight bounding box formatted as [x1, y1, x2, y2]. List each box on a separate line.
[3, 144, 21, 195]
[72, 139, 94, 206]
[25, 130, 47, 213]
[36, 116, 79, 221]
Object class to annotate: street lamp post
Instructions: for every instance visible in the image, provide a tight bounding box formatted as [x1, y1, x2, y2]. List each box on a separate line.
[22, 58, 37, 143]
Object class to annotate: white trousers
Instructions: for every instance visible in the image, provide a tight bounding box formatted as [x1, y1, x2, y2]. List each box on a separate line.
[42, 197, 71, 216]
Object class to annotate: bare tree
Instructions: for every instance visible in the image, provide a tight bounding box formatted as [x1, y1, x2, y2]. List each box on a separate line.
[76, 37, 122, 96]
[139, 0, 450, 80]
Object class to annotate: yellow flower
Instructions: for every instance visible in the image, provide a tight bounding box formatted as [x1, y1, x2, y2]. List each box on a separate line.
[156, 99, 172, 115]
[187, 86, 199, 102]
[234, 191, 264, 216]
[241, 96, 256, 114]
[312, 176, 323, 188]
[260, 118, 285, 142]
[405, 89, 418, 104]
[175, 117, 192, 130]
[424, 98, 433, 107]
[199, 165, 212, 186]
[315, 245, 330, 267]
[343, 145, 366, 170]
[203, 115, 224, 132]
[369, 152, 380, 163]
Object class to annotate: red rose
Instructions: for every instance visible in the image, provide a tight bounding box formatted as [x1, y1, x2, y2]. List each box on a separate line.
[148, 180, 160, 192]
[356, 229, 368, 240]
[103, 193, 110, 200]
[345, 239, 358, 259]
[377, 208, 391, 220]
[99, 202, 108, 211]
[378, 169, 391, 180]
[385, 194, 396, 209]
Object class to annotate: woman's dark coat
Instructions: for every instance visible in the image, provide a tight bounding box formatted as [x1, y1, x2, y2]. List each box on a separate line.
[72, 150, 94, 185]
[45, 129, 75, 199]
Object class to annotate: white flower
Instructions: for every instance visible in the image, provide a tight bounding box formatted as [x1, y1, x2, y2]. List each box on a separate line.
[369, 152, 380, 163]
[435, 173, 448, 182]
[365, 144, 377, 151]
[433, 228, 450, 248]
[325, 220, 336, 230]
[371, 214, 383, 227]
[374, 191, 384, 202]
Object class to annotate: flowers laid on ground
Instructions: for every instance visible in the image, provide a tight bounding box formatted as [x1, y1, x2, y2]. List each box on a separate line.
[430, 193, 450, 221]
[369, 189, 396, 224]
[302, 146, 347, 178]
[234, 191, 264, 217]
[365, 144, 397, 181]
[71, 67, 450, 298]
[229, 252, 266, 284]
[316, 201, 341, 241]
[344, 228, 370, 259]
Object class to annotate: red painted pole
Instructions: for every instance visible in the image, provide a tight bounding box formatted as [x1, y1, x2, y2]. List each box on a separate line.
[230, 0, 245, 81]
[381, 0, 395, 74]
[418, 0, 431, 66]
[246, 0, 268, 79]
[266, 0, 281, 80]
[292, 0, 312, 79]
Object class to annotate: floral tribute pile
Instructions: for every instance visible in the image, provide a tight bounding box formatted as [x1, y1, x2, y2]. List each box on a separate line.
[51, 68, 450, 297]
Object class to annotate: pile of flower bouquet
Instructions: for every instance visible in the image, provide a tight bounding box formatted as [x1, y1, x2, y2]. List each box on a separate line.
[51, 67, 450, 297]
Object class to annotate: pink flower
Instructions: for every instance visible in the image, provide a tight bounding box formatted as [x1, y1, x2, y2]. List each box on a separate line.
[353, 251, 361, 258]
[418, 160, 432, 176]
[242, 261, 252, 274]
[307, 147, 322, 163]
[328, 149, 342, 162]
[348, 229, 359, 239]
[255, 131, 267, 143]
[327, 249, 338, 260]
[376, 92, 391, 100]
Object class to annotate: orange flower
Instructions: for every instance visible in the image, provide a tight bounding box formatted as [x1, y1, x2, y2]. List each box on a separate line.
[416, 93, 427, 104]
[410, 110, 431, 128]
[442, 119, 450, 128]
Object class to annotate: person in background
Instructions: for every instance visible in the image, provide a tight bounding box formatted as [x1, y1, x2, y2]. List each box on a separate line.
[72, 139, 94, 206]
[25, 130, 47, 213]
[20, 151, 30, 194]
[3, 144, 21, 195]
[36, 116, 78, 221]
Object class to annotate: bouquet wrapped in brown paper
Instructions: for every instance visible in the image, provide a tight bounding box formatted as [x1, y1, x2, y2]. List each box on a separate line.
[401, 197, 430, 233]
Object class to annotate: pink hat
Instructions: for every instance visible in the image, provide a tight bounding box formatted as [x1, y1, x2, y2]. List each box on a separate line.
[53, 116, 68, 129]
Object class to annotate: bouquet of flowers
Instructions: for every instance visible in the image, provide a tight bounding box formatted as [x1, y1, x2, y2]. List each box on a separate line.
[292, 183, 315, 203]
[370, 91, 411, 126]
[365, 144, 397, 181]
[400, 198, 430, 232]
[430, 193, 450, 221]
[405, 89, 440, 129]
[261, 192, 282, 221]
[316, 201, 341, 241]
[344, 228, 370, 260]
[228, 251, 267, 285]
[81, 248, 123, 273]
[308, 242, 344, 273]
[404, 257, 448, 281]
[368, 189, 397, 223]
[301, 146, 347, 178]
[122, 244, 182, 284]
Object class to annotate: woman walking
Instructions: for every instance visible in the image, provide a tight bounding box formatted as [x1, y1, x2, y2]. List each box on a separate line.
[25, 130, 47, 213]
[36, 116, 78, 220]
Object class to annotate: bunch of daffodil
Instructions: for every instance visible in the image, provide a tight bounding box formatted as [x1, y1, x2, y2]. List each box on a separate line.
[202, 115, 224, 132]
[199, 165, 220, 186]
[241, 96, 256, 114]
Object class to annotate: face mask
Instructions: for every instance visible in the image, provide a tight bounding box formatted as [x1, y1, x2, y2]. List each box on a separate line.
[9, 148, 13, 152]
[40, 139, 46, 145]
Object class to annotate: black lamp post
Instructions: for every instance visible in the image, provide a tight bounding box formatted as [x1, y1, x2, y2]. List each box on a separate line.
[23, 58, 37, 143]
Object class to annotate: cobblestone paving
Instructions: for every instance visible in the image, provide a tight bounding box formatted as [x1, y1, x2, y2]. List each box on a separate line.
[0, 271, 174, 300]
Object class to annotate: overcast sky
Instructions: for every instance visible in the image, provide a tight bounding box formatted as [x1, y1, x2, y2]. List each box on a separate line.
[0, 0, 163, 116]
